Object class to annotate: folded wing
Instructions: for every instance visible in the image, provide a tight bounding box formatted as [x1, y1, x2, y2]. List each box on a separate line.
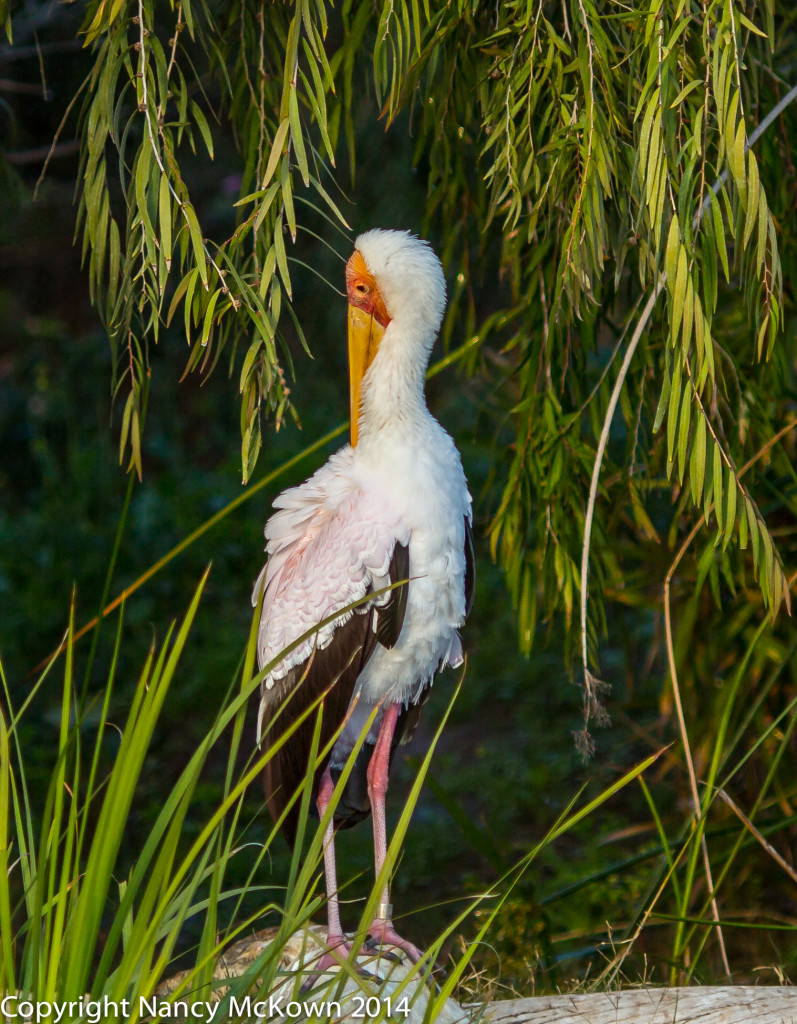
[252, 452, 410, 843]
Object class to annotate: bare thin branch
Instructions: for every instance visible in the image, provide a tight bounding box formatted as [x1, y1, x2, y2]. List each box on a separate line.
[717, 789, 797, 887]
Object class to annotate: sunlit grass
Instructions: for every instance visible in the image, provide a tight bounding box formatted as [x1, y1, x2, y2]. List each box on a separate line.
[1, 556, 669, 1019]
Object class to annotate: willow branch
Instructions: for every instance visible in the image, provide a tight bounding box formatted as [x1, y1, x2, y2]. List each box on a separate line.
[579, 78, 797, 702]
[136, 0, 231, 299]
[579, 283, 663, 683]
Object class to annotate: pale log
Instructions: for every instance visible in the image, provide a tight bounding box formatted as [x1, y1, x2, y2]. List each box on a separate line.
[483, 986, 797, 1024]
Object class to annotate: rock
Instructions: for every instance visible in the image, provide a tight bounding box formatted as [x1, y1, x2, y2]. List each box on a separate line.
[155, 926, 470, 1023]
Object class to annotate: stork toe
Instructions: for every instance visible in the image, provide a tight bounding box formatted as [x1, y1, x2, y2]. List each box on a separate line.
[364, 918, 423, 963]
[301, 934, 384, 994]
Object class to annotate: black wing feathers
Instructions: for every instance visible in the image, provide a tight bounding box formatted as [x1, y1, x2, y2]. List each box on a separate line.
[376, 541, 410, 648]
[464, 516, 476, 617]
[261, 608, 377, 846]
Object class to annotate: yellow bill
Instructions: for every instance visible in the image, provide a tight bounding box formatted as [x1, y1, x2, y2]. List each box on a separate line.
[348, 305, 386, 446]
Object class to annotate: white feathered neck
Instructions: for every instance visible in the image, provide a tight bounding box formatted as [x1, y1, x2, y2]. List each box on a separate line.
[353, 230, 447, 446]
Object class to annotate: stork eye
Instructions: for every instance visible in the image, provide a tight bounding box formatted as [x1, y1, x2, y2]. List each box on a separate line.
[354, 282, 369, 295]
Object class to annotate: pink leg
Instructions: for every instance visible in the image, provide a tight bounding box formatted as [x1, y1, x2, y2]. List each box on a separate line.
[365, 703, 422, 962]
[307, 766, 354, 979]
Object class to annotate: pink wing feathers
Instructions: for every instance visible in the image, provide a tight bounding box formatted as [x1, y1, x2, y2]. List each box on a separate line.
[252, 450, 410, 723]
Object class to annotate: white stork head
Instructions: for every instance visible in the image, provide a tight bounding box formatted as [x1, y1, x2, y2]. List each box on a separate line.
[345, 229, 446, 446]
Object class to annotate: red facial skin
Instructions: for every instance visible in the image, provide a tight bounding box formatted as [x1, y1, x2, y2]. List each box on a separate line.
[345, 251, 391, 328]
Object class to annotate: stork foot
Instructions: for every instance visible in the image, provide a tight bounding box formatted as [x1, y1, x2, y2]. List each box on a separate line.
[301, 935, 375, 994]
[364, 918, 423, 963]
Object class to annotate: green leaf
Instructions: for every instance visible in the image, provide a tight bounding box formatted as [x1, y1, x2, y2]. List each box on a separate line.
[743, 151, 759, 248]
[665, 214, 680, 282]
[762, 527, 774, 601]
[681, 275, 694, 355]
[184, 205, 208, 287]
[190, 100, 214, 160]
[130, 407, 142, 479]
[670, 79, 701, 108]
[200, 289, 221, 347]
[158, 173, 172, 269]
[711, 193, 730, 281]
[712, 444, 723, 526]
[747, 498, 759, 571]
[254, 182, 281, 234]
[259, 245, 278, 301]
[119, 390, 135, 465]
[167, 268, 198, 326]
[239, 340, 261, 393]
[690, 410, 706, 504]
[676, 385, 691, 484]
[739, 496, 748, 549]
[756, 187, 769, 279]
[729, 120, 747, 194]
[288, 87, 310, 186]
[667, 358, 682, 469]
[262, 119, 290, 190]
[722, 480, 737, 550]
[281, 159, 297, 241]
[671, 247, 688, 346]
[134, 143, 154, 241]
[307, 174, 351, 229]
[273, 216, 292, 299]
[738, 10, 769, 38]
[653, 361, 671, 434]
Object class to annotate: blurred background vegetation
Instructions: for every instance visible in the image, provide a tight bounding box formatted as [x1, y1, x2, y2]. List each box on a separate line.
[1, 0, 796, 1000]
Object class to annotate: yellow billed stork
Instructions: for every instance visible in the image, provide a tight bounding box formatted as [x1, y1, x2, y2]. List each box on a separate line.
[252, 229, 474, 967]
